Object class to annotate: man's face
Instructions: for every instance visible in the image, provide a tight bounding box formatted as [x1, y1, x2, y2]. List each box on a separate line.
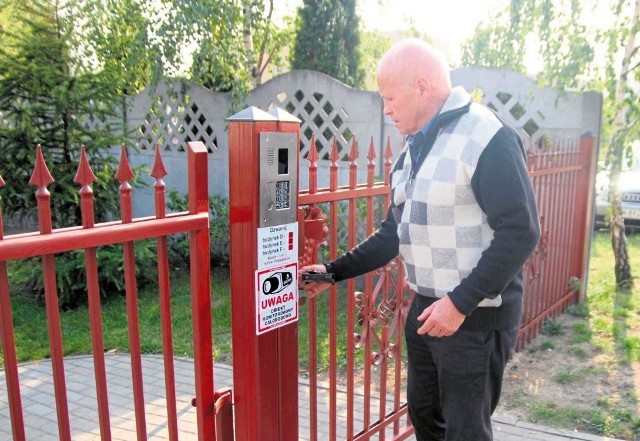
[377, 74, 423, 136]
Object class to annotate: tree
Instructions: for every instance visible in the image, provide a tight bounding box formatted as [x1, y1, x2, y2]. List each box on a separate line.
[79, 0, 157, 97]
[358, 29, 392, 90]
[461, 0, 638, 290]
[147, 0, 294, 99]
[291, 0, 365, 87]
[0, 0, 124, 227]
[241, 0, 295, 87]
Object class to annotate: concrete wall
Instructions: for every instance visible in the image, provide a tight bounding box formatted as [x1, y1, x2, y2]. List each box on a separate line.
[122, 68, 602, 217]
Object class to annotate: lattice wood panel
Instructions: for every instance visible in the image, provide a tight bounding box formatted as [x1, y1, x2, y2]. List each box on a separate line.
[268, 89, 354, 160]
[470, 87, 546, 145]
[136, 90, 218, 154]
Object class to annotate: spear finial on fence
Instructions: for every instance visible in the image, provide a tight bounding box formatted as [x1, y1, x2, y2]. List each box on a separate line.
[367, 136, 376, 163]
[74, 146, 97, 229]
[151, 143, 168, 180]
[329, 137, 339, 190]
[29, 145, 55, 234]
[151, 144, 168, 218]
[307, 134, 319, 164]
[307, 135, 318, 194]
[367, 136, 376, 186]
[348, 137, 358, 163]
[115, 144, 135, 223]
[384, 137, 394, 186]
[349, 137, 358, 189]
[115, 144, 135, 184]
[330, 136, 339, 164]
[74, 146, 97, 187]
[29, 144, 55, 193]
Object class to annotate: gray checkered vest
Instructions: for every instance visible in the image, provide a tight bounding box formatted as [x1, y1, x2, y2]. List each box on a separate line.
[391, 87, 503, 307]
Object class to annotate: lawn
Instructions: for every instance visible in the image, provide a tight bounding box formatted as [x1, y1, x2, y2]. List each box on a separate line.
[497, 230, 640, 439]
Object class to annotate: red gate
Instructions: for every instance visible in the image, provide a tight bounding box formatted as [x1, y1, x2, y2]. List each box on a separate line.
[0, 142, 233, 441]
[296, 132, 597, 440]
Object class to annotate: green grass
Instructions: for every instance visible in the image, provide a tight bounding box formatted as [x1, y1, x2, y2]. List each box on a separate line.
[542, 317, 564, 336]
[539, 339, 556, 350]
[552, 366, 597, 385]
[0, 267, 233, 367]
[521, 231, 640, 439]
[587, 232, 640, 364]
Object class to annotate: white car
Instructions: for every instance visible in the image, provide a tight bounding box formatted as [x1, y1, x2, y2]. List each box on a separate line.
[595, 169, 640, 231]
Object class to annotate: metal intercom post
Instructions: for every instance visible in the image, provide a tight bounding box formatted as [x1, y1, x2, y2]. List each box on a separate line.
[258, 132, 298, 228]
[228, 106, 300, 441]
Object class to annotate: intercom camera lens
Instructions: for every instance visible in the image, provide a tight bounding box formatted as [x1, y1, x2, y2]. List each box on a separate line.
[263, 276, 280, 294]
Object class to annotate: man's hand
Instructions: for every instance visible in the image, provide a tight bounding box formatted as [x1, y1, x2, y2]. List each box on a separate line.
[417, 295, 465, 337]
[299, 264, 332, 299]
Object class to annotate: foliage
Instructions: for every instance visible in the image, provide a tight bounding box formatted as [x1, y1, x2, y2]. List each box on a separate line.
[542, 318, 564, 336]
[167, 190, 230, 266]
[239, 0, 296, 87]
[9, 240, 159, 310]
[462, 0, 597, 89]
[291, 0, 365, 87]
[0, 0, 126, 227]
[460, 7, 528, 72]
[147, 0, 295, 105]
[359, 30, 392, 90]
[461, 0, 638, 288]
[78, 0, 157, 97]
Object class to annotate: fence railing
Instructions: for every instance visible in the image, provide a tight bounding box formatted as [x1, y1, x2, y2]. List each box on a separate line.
[0, 143, 231, 441]
[298, 135, 414, 440]
[297, 132, 596, 440]
[519, 134, 597, 347]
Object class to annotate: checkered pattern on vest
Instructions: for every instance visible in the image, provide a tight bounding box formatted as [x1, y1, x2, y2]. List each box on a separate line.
[391, 87, 503, 307]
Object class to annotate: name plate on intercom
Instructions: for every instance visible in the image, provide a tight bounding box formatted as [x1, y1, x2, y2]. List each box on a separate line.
[259, 132, 298, 228]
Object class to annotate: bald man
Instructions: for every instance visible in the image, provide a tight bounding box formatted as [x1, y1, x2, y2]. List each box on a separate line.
[301, 39, 540, 440]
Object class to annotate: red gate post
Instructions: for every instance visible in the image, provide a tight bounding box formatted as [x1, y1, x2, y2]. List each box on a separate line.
[187, 141, 217, 441]
[268, 107, 301, 437]
[228, 106, 300, 441]
[576, 133, 598, 302]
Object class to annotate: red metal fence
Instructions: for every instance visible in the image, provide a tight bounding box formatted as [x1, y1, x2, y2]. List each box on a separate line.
[0, 142, 232, 441]
[297, 133, 597, 440]
[0, 129, 597, 441]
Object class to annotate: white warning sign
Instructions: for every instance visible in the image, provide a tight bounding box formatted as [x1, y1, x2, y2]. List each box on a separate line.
[255, 262, 298, 335]
[257, 223, 298, 270]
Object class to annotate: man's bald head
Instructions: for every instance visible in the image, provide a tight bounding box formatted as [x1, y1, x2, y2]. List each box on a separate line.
[377, 38, 451, 102]
[376, 39, 452, 135]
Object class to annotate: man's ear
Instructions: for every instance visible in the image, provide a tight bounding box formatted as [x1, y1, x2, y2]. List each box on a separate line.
[417, 76, 431, 97]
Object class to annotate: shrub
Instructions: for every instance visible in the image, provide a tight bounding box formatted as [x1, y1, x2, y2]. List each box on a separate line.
[10, 240, 158, 310]
[166, 190, 230, 266]
[542, 318, 564, 336]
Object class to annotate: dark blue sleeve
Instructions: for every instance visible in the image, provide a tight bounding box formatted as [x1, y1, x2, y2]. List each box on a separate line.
[448, 126, 541, 315]
[324, 207, 400, 282]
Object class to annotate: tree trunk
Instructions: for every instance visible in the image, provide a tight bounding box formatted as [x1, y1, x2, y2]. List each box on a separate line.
[607, 0, 639, 290]
[242, 0, 258, 87]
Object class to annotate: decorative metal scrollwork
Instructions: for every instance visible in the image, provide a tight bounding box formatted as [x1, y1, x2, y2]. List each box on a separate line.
[298, 204, 328, 268]
[523, 215, 549, 282]
[353, 259, 414, 366]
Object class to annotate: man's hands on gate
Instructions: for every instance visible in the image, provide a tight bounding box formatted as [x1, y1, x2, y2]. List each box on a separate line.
[299, 264, 332, 299]
[417, 295, 465, 337]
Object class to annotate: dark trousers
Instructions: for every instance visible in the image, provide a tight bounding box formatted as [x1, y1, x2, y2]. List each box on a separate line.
[405, 295, 518, 441]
